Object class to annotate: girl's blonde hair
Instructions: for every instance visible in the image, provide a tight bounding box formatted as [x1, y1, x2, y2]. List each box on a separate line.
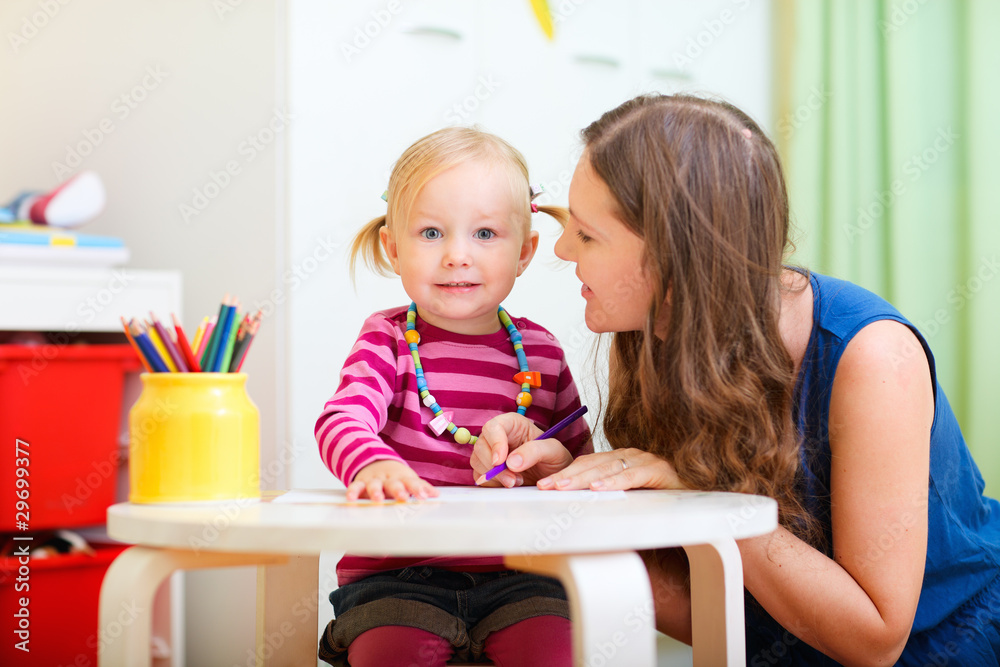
[349, 126, 566, 279]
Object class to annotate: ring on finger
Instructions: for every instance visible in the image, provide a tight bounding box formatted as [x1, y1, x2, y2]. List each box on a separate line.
[618, 457, 629, 472]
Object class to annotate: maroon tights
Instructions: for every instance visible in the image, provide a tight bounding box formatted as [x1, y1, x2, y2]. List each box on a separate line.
[346, 614, 572, 667]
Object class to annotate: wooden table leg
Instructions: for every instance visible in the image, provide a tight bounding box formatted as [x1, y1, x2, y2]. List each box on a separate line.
[98, 546, 286, 667]
[505, 552, 655, 667]
[683, 539, 745, 667]
[256, 555, 320, 667]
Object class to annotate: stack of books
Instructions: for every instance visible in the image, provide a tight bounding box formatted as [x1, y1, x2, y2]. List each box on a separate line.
[0, 222, 129, 267]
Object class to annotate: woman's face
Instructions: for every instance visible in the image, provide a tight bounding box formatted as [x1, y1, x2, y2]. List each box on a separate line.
[555, 154, 653, 333]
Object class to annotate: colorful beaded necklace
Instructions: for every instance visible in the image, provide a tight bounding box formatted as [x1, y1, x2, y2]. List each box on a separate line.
[405, 302, 540, 445]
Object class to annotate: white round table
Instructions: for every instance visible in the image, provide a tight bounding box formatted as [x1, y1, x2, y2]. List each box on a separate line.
[100, 487, 777, 666]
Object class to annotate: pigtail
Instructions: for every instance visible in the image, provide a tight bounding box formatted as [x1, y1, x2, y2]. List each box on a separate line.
[536, 204, 569, 227]
[348, 215, 393, 282]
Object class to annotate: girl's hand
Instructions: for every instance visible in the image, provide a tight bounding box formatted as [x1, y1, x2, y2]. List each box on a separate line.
[471, 413, 575, 488]
[537, 448, 685, 491]
[346, 460, 439, 502]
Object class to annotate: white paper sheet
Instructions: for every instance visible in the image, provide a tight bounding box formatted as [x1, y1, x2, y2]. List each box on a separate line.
[273, 487, 625, 505]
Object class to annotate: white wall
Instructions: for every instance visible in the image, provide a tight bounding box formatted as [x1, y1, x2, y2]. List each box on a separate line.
[287, 2, 772, 661]
[1, 2, 284, 665]
[1, 4, 284, 465]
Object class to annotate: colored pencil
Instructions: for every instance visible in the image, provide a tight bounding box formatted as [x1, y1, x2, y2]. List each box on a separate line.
[195, 316, 216, 360]
[228, 318, 252, 372]
[190, 316, 209, 358]
[121, 317, 152, 373]
[172, 313, 201, 372]
[125, 294, 260, 373]
[150, 312, 188, 372]
[209, 300, 237, 372]
[217, 309, 242, 373]
[146, 320, 178, 372]
[201, 295, 231, 371]
[131, 321, 170, 373]
[232, 311, 261, 372]
[229, 310, 259, 372]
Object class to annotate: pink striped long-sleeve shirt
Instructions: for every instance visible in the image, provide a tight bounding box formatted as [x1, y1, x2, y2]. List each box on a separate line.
[315, 306, 592, 584]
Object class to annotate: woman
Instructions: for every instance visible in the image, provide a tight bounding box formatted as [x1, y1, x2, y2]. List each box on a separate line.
[471, 94, 1000, 665]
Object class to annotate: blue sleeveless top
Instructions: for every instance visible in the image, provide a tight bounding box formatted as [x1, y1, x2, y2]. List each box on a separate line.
[745, 272, 1000, 665]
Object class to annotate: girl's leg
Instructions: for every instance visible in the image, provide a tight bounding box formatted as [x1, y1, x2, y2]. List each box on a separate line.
[347, 625, 453, 667]
[483, 614, 572, 667]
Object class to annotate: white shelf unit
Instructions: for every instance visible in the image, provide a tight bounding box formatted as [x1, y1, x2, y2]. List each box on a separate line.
[0, 266, 182, 332]
[0, 264, 184, 667]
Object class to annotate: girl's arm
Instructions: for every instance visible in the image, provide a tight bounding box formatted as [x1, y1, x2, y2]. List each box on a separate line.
[471, 334, 592, 485]
[315, 314, 420, 496]
[739, 320, 932, 665]
[473, 413, 576, 486]
[346, 459, 437, 502]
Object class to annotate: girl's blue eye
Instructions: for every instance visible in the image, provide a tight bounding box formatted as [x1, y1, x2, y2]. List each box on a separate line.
[576, 230, 592, 244]
[420, 228, 442, 240]
[474, 229, 495, 241]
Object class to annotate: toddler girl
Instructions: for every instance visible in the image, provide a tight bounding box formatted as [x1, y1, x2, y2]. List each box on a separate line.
[315, 127, 591, 667]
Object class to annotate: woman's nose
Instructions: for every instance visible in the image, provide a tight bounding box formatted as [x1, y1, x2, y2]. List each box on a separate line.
[554, 227, 573, 261]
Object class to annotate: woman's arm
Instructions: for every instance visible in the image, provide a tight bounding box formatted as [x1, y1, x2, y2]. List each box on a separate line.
[532, 320, 933, 665]
[739, 320, 932, 665]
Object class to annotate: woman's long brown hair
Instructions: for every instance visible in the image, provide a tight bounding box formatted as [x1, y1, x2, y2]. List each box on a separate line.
[584, 94, 819, 545]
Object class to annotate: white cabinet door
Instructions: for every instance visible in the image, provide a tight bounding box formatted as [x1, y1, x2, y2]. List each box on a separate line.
[635, 0, 773, 130]
[289, 0, 481, 489]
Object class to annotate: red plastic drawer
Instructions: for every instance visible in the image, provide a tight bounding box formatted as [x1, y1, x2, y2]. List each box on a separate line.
[0, 542, 129, 666]
[0, 345, 140, 531]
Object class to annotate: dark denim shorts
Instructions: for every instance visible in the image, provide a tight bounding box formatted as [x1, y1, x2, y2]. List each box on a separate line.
[318, 567, 569, 666]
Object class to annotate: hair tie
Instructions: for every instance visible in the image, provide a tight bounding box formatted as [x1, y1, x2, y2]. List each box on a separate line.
[531, 203, 539, 213]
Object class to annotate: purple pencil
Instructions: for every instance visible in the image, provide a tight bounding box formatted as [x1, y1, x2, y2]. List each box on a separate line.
[150, 312, 189, 372]
[477, 405, 589, 484]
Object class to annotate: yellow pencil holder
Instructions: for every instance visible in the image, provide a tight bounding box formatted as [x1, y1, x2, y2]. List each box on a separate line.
[129, 373, 260, 504]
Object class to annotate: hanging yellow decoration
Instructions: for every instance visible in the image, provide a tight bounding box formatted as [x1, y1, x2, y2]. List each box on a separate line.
[529, 0, 554, 40]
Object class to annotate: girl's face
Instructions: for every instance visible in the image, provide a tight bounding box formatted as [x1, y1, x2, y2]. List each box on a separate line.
[381, 159, 539, 335]
[556, 154, 653, 333]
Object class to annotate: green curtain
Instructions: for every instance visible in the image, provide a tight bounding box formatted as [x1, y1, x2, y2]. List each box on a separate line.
[773, 0, 1000, 494]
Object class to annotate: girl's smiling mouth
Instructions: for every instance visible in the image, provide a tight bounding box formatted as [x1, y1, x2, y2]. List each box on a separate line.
[437, 282, 480, 292]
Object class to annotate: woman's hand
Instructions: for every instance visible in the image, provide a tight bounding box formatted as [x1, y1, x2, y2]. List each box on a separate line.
[346, 460, 439, 502]
[471, 413, 575, 487]
[537, 448, 686, 491]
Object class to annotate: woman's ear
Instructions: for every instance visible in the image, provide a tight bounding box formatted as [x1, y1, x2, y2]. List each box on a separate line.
[516, 230, 540, 277]
[379, 225, 401, 275]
